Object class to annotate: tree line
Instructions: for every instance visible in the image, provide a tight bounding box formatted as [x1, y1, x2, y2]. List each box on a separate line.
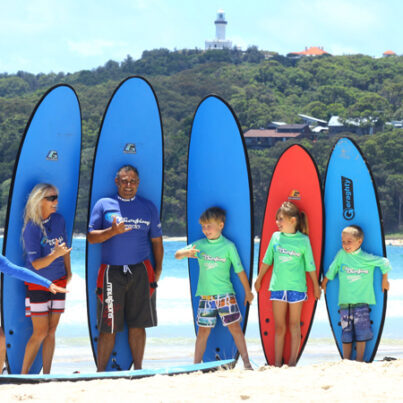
[0, 48, 402, 235]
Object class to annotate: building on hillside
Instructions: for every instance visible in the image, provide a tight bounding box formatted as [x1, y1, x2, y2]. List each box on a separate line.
[383, 50, 396, 57]
[287, 46, 330, 58]
[244, 123, 311, 149]
[298, 113, 327, 127]
[328, 116, 380, 135]
[205, 10, 232, 50]
[386, 120, 403, 129]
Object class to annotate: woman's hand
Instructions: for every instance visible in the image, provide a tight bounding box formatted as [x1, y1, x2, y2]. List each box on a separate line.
[53, 239, 72, 258]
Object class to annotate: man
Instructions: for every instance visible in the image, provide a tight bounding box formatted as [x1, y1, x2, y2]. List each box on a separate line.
[87, 165, 163, 371]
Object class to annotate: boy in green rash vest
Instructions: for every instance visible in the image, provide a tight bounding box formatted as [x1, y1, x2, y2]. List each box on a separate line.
[321, 225, 391, 362]
[175, 207, 254, 369]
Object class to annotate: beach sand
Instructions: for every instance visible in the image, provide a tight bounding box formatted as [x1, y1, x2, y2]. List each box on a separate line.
[1, 359, 402, 402]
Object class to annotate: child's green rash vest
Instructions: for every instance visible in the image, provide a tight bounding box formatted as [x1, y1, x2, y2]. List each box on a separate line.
[326, 248, 391, 305]
[263, 231, 316, 293]
[186, 235, 244, 296]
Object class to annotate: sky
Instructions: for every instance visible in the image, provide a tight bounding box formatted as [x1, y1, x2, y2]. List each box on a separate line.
[0, 0, 402, 74]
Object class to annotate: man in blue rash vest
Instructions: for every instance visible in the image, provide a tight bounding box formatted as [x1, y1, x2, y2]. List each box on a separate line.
[87, 165, 163, 372]
[0, 254, 67, 373]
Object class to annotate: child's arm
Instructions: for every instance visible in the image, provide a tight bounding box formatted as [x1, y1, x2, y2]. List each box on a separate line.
[254, 262, 270, 292]
[308, 270, 321, 300]
[382, 273, 390, 292]
[174, 245, 199, 260]
[321, 277, 329, 293]
[237, 271, 254, 305]
[49, 283, 68, 294]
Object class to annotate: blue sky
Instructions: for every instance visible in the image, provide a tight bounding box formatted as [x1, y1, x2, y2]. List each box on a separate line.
[1, 0, 402, 74]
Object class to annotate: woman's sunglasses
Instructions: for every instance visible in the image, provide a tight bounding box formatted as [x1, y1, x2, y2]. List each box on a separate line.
[44, 195, 58, 202]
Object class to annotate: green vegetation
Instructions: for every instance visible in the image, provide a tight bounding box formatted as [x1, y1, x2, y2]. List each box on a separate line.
[0, 49, 402, 235]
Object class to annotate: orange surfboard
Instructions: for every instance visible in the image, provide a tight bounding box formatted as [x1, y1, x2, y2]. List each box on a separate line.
[257, 144, 323, 365]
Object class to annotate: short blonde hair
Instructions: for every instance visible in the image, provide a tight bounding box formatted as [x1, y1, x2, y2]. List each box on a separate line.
[23, 183, 58, 235]
[199, 207, 226, 225]
[342, 225, 364, 240]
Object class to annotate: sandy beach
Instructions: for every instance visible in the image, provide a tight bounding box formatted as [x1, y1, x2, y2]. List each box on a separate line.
[1, 359, 402, 402]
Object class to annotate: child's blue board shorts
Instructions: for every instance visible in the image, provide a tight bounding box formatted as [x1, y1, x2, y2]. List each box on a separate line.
[197, 293, 241, 327]
[270, 290, 307, 303]
[340, 303, 373, 343]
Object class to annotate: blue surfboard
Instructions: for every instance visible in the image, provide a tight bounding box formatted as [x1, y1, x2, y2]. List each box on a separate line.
[0, 359, 235, 384]
[1, 85, 82, 374]
[187, 95, 253, 363]
[86, 76, 163, 371]
[323, 137, 387, 362]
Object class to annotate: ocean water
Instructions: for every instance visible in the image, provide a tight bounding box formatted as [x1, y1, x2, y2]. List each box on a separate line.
[4, 238, 403, 372]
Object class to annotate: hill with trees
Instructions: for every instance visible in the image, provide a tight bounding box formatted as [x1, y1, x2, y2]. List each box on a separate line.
[0, 48, 402, 235]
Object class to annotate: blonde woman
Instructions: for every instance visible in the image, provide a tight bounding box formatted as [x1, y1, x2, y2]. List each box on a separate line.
[21, 183, 72, 374]
[0, 254, 67, 373]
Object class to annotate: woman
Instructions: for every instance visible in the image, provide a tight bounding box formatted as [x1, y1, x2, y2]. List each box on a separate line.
[21, 183, 72, 374]
[0, 254, 67, 373]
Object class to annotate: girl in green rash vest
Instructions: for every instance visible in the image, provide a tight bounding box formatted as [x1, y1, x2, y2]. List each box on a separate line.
[321, 225, 391, 362]
[175, 207, 254, 370]
[255, 201, 321, 367]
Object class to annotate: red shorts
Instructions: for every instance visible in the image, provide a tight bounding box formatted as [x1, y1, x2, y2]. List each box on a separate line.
[25, 277, 67, 317]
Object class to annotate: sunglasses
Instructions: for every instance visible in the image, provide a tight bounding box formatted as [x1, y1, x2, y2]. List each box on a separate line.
[44, 195, 58, 202]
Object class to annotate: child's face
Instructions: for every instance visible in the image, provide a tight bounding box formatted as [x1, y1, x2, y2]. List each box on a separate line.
[342, 233, 363, 253]
[201, 219, 224, 240]
[276, 213, 296, 234]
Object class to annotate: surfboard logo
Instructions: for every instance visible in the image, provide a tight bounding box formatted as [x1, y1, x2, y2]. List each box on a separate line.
[288, 190, 301, 200]
[105, 212, 123, 223]
[123, 143, 136, 154]
[341, 176, 355, 220]
[46, 150, 58, 160]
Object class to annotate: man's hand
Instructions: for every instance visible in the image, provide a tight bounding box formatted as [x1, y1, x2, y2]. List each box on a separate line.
[111, 216, 132, 235]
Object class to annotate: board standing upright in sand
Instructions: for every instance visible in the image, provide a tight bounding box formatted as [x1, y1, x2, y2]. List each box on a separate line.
[87, 165, 163, 371]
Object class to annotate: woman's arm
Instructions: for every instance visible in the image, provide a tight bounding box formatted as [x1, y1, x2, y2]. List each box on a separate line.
[63, 253, 72, 284]
[30, 239, 72, 270]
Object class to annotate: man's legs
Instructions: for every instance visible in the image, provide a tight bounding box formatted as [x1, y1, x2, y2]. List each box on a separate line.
[128, 328, 146, 369]
[97, 332, 116, 372]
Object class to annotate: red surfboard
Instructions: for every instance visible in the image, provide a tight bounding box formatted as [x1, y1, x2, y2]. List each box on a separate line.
[257, 144, 323, 365]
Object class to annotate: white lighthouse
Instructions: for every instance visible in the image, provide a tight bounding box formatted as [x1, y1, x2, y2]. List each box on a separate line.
[205, 10, 232, 50]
